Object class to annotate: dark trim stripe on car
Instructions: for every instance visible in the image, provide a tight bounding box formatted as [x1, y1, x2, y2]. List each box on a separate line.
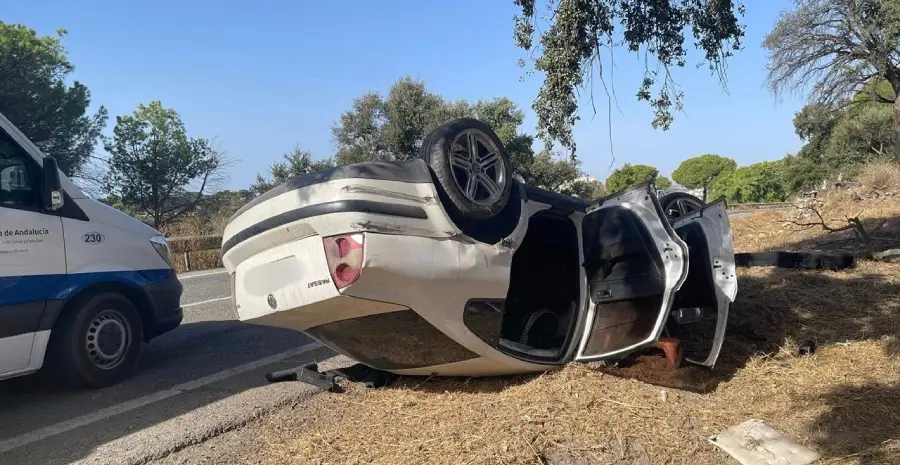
[221, 200, 429, 256]
[230, 159, 434, 222]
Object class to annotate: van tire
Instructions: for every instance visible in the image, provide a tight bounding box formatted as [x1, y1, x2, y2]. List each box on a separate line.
[421, 118, 513, 219]
[48, 292, 144, 389]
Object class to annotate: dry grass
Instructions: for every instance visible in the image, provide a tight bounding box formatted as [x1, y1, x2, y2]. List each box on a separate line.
[238, 194, 900, 465]
[858, 162, 900, 192]
[735, 191, 900, 257]
[162, 213, 228, 273]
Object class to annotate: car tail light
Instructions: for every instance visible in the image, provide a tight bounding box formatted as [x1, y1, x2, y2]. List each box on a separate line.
[322, 233, 364, 288]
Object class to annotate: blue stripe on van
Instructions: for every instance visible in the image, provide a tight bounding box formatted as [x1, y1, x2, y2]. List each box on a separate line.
[0, 269, 174, 307]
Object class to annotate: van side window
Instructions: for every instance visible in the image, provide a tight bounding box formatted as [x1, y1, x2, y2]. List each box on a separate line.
[0, 129, 38, 208]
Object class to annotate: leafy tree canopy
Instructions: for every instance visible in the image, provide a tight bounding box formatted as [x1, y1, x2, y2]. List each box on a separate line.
[0, 22, 107, 177]
[104, 101, 227, 229]
[655, 176, 672, 190]
[513, 0, 745, 154]
[605, 163, 659, 192]
[711, 160, 790, 203]
[323, 76, 597, 197]
[251, 147, 336, 195]
[792, 79, 895, 180]
[781, 153, 829, 194]
[671, 154, 736, 200]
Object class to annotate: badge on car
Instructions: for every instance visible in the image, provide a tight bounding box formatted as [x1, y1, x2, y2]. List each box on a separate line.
[307, 278, 331, 288]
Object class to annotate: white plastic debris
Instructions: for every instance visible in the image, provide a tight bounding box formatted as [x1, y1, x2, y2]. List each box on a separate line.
[709, 419, 821, 465]
[658, 390, 668, 403]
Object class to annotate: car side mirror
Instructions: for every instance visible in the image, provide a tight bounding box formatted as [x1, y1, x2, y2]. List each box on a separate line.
[42, 156, 64, 211]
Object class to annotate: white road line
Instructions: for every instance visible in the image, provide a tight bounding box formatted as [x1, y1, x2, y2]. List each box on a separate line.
[182, 296, 230, 308]
[0, 342, 323, 454]
[178, 269, 228, 280]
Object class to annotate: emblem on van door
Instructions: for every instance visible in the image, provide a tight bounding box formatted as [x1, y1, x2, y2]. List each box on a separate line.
[267, 294, 277, 309]
[307, 278, 331, 288]
[83, 232, 105, 243]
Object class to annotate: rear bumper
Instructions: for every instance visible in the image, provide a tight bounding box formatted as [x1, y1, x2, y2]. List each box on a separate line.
[144, 270, 184, 339]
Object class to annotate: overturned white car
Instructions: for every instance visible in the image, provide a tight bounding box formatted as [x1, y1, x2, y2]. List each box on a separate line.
[221, 118, 737, 379]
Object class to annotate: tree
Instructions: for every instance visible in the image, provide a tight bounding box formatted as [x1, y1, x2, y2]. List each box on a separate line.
[332, 77, 469, 164]
[524, 150, 601, 198]
[710, 160, 790, 203]
[792, 103, 838, 165]
[605, 163, 659, 192]
[0, 22, 107, 177]
[671, 154, 737, 201]
[251, 147, 335, 195]
[763, 0, 900, 163]
[824, 103, 894, 169]
[782, 153, 829, 194]
[104, 101, 227, 229]
[512, 0, 746, 154]
[790, 80, 895, 178]
[655, 176, 672, 190]
[330, 76, 594, 195]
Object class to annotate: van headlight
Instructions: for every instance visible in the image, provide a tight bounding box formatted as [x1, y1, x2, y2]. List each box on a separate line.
[150, 235, 174, 268]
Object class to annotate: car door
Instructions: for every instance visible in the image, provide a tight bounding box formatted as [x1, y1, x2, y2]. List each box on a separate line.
[669, 198, 737, 367]
[574, 182, 688, 362]
[0, 124, 66, 376]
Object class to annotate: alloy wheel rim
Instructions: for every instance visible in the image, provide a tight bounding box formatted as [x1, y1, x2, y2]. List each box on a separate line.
[448, 129, 506, 206]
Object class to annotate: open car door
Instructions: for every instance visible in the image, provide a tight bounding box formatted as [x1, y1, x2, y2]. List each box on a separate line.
[669, 197, 737, 367]
[575, 182, 689, 362]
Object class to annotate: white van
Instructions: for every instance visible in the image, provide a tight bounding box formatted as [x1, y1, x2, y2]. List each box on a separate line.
[0, 111, 182, 388]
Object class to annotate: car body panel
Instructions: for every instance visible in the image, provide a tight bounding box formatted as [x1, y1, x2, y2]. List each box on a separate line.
[223, 159, 735, 377]
[222, 161, 463, 273]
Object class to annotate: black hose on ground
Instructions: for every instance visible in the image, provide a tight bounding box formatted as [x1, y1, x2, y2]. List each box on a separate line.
[734, 252, 855, 271]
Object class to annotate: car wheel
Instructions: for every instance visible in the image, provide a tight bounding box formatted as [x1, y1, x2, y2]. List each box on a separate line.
[49, 292, 144, 389]
[660, 192, 705, 222]
[421, 118, 513, 219]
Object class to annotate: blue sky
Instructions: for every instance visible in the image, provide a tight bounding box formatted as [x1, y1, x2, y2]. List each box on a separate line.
[6, 1, 806, 190]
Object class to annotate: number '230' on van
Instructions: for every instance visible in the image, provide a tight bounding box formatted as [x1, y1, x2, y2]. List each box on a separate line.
[0, 111, 182, 388]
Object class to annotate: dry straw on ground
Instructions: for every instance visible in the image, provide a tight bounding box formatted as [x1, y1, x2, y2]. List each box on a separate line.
[234, 193, 900, 465]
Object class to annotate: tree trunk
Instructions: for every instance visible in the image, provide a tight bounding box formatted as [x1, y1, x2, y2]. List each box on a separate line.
[701, 185, 708, 203]
[894, 97, 900, 164]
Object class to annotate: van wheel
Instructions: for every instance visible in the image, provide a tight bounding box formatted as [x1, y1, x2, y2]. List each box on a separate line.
[421, 118, 513, 219]
[49, 292, 144, 389]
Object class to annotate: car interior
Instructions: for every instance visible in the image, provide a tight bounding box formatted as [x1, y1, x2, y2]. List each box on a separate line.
[499, 211, 581, 360]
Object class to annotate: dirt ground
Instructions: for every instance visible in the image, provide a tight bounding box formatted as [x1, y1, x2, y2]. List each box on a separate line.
[166, 193, 900, 465]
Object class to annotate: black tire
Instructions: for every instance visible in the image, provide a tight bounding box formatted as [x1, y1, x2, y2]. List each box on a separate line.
[660, 192, 705, 222]
[47, 292, 144, 389]
[421, 118, 513, 219]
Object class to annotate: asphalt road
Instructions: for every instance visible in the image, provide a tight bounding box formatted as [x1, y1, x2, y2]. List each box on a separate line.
[0, 269, 338, 465]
